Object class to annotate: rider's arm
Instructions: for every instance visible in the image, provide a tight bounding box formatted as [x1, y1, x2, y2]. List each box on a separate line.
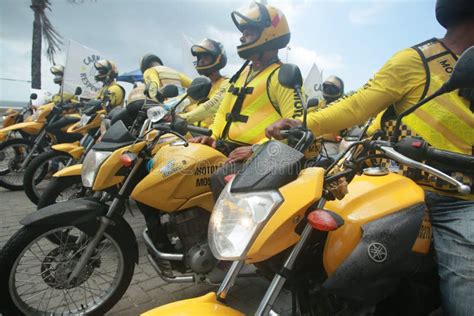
[179, 73, 192, 88]
[107, 84, 125, 107]
[306, 48, 425, 136]
[143, 68, 160, 87]
[209, 90, 232, 139]
[180, 80, 230, 124]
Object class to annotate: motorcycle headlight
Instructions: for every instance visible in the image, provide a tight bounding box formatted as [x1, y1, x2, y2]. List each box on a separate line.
[81, 150, 111, 187]
[78, 114, 91, 127]
[147, 106, 166, 123]
[208, 180, 283, 260]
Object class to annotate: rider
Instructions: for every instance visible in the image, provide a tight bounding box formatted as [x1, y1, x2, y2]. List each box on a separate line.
[179, 38, 229, 127]
[94, 59, 125, 108]
[190, 2, 302, 199]
[140, 54, 191, 102]
[320, 75, 345, 155]
[49, 65, 77, 104]
[266, 1, 474, 314]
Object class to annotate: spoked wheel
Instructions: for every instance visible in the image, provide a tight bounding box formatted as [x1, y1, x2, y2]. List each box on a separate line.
[38, 175, 87, 208]
[24, 150, 74, 204]
[0, 221, 135, 315]
[0, 139, 39, 190]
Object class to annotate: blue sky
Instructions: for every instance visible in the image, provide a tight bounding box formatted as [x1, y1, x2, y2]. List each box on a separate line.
[0, 0, 445, 102]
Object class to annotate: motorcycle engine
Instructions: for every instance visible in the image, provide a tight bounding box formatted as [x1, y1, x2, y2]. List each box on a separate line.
[168, 208, 216, 274]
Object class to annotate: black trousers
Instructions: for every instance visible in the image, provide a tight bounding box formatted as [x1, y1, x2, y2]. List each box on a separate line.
[210, 162, 245, 201]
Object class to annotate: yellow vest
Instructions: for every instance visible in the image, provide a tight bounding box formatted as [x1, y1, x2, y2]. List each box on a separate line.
[220, 63, 283, 145]
[403, 38, 473, 155]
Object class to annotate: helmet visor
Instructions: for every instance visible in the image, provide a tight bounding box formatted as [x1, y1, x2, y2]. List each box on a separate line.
[231, 2, 270, 32]
[322, 82, 341, 96]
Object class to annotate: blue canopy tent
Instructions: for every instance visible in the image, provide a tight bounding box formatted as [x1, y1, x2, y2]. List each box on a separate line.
[117, 69, 143, 84]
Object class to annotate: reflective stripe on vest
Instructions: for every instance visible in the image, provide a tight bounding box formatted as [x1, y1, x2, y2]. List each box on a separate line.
[404, 38, 474, 155]
[152, 65, 183, 88]
[221, 63, 281, 145]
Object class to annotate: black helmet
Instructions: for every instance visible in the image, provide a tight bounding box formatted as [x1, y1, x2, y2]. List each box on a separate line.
[140, 54, 163, 74]
[436, 0, 474, 28]
[322, 76, 344, 103]
[191, 38, 227, 75]
[50, 65, 64, 85]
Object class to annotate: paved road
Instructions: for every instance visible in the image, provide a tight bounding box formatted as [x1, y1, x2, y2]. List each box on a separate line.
[0, 188, 292, 315]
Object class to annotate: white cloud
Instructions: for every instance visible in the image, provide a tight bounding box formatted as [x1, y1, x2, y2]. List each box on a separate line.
[348, 1, 388, 25]
[286, 45, 344, 78]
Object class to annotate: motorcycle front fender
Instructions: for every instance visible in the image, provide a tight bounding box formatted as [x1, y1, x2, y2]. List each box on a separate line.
[52, 142, 84, 159]
[20, 197, 139, 264]
[0, 121, 43, 135]
[53, 163, 82, 177]
[20, 198, 107, 227]
[141, 292, 244, 316]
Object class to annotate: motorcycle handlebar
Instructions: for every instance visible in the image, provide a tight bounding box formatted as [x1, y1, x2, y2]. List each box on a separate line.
[425, 147, 474, 171]
[186, 125, 212, 136]
[379, 145, 471, 195]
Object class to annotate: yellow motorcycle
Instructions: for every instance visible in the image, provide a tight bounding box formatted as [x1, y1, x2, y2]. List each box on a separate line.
[142, 50, 473, 315]
[0, 78, 232, 315]
[0, 93, 37, 142]
[22, 96, 115, 205]
[35, 85, 179, 209]
[0, 88, 83, 190]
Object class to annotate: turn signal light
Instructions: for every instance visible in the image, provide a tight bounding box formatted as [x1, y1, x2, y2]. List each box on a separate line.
[120, 153, 137, 167]
[224, 174, 236, 184]
[307, 209, 344, 231]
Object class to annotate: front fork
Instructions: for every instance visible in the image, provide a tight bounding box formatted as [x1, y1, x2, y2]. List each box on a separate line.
[67, 157, 143, 283]
[20, 129, 47, 169]
[255, 198, 327, 316]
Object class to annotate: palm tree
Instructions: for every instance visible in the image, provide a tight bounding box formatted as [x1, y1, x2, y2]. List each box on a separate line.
[30, 0, 63, 89]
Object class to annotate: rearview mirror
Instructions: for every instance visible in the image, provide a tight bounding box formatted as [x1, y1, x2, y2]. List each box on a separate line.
[444, 46, 474, 91]
[278, 63, 303, 89]
[161, 85, 179, 99]
[30, 93, 38, 100]
[74, 87, 82, 96]
[187, 77, 212, 101]
[307, 97, 319, 108]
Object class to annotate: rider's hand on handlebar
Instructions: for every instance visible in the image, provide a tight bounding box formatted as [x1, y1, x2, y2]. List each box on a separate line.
[265, 118, 303, 140]
[225, 146, 253, 164]
[189, 136, 216, 148]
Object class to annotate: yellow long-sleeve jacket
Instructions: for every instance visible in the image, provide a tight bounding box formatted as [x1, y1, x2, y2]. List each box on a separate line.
[179, 76, 230, 126]
[305, 38, 473, 198]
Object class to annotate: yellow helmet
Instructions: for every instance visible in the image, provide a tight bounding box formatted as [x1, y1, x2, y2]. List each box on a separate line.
[191, 38, 227, 75]
[50, 65, 64, 85]
[94, 59, 118, 83]
[231, 2, 290, 59]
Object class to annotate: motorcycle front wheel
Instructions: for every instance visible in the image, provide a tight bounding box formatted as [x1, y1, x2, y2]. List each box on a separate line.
[24, 150, 74, 204]
[0, 221, 135, 315]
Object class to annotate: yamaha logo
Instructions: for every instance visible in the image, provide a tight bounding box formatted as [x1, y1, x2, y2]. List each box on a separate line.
[367, 242, 388, 263]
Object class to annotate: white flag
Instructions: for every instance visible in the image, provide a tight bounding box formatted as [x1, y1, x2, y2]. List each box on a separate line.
[303, 63, 323, 99]
[63, 40, 103, 99]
